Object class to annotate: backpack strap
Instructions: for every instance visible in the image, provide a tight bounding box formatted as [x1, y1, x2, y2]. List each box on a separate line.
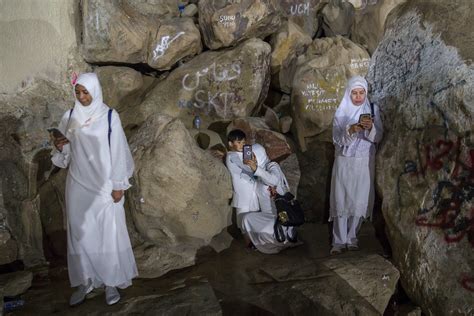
[108, 109, 113, 147]
[370, 103, 375, 118]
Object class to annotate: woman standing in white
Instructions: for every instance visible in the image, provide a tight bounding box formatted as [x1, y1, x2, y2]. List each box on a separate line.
[51, 73, 138, 306]
[329, 76, 383, 255]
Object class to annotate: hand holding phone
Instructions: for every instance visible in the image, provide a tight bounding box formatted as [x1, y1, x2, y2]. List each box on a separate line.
[243, 144, 252, 161]
[48, 128, 69, 151]
[47, 128, 67, 140]
[358, 113, 373, 130]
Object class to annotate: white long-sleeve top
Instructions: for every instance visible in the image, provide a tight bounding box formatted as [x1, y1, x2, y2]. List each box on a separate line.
[332, 103, 383, 158]
[225, 151, 259, 211]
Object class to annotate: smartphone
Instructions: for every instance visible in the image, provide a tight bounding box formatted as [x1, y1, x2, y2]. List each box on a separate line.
[47, 128, 67, 140]
[358, 113, 372, 123]
[243, 144, 252, 161]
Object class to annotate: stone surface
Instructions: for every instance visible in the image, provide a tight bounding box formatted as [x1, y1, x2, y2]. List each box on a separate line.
[183, 3, 198, 17]
[0, 0, 87, 94]
[23, 222, 398, 315]
[0, 179, 18, 265]
[104, 281, 222, 316]
[17, 195, 45, 267]
[270, 20, 312, 93]
[297, 138, 334, 221]
[38, 169, 67, 260]
[95, 66, 158, 130]
[0, 271, 33, 297]
[95, 66, 144, 110]
[280, 116, 293, 134]
[247, 254, 399, 315]
[279, 153, 301, 197]
[351, 0, 407, 54]
[320, 0, 355, 37]
[367, 1, 474, 314]
[198, 0, 281, 50]
[128, 114, 233, 278]
[263, 106, 280, 132]
[0, 80, 71, 266]
[279, 0, 323, 38]
[147, 18, 202, 71]
[291, 36, 370, 151]
[227, 117, 293, 162]
[129, 38, 271, 129]
[82, 0, 156, 63]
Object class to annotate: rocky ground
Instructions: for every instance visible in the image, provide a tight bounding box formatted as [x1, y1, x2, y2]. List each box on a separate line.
[6, 222, 402, 316]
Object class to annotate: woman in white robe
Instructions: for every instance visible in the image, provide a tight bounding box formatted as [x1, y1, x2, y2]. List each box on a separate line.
[51, 73, 137, 306]
[242, 144, 298, 254]
[329, 76, 383, 254]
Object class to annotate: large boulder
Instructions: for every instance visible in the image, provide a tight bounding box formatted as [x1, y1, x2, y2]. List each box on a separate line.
[350, 0, 407, 54]
[320, 0, 355, 37]
[198, 0, 281, 50]
[291, 36, 370, 151]
[227, 117, 293, 162]
[0, 271, 33, 297]
[367, 1, 474, 314]
[95, 66, 158, 130]
[82, 0, 158, 63]
[128, 114, 233, 278]
[147, 18, 202, 71]
[129, 38, 271, 129]
[279, 0, 323, 38]
[270, 21, 313, 93]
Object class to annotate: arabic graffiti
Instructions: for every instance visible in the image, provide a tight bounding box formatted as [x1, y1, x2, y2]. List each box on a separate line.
[151, 32, 185, 60]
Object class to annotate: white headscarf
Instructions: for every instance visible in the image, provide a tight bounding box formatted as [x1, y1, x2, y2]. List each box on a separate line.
[71, 73, 109, 128]
[253, 143, 289, 195]
[334, 75, 371, 128]
[253, 143, 270, 169]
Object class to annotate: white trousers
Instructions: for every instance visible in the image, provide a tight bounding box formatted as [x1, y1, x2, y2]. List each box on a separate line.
[332, 216, 361, 246]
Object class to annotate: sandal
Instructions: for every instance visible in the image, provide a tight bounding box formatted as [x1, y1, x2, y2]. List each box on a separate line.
[330, 246, 343, 255]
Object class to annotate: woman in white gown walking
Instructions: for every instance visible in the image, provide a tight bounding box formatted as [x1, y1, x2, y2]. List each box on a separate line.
[329, 76, 383, 255]
[51, 73, 138, 306]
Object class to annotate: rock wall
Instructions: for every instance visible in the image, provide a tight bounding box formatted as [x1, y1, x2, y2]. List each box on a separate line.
[0, 0, 85, 94]
[368, 0, 474, 314]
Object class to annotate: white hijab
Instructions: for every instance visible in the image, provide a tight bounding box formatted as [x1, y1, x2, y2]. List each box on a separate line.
[253, 143, 270, 169]
[70, 73, 109, 129]
[334, 75, 372, 128]
[253, 143, 289, 195]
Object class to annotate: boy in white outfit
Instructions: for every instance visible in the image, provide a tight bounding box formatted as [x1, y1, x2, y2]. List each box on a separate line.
[225, 129, 259, 246]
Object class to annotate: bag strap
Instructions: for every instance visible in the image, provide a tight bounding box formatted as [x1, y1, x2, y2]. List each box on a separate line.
[370, 102, 375, 118]
[108, 109, 113, 147]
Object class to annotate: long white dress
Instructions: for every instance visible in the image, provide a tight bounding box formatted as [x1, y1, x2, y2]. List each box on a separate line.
[242, 144, 297, 254]
[52, 73, 137, 289]
[329, 76, 383, 222]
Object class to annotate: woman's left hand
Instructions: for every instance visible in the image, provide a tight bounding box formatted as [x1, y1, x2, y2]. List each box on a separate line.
[111, 190, 124, 203]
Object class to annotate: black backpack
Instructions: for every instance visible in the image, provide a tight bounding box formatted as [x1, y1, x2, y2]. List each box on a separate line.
[274, 192, 305, 226]
[274, 192, 305, 242]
